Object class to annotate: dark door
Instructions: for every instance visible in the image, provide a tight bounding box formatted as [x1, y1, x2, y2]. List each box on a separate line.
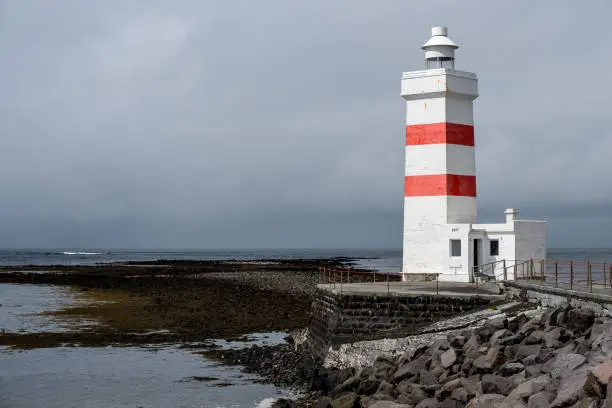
[473, 239, 480, 280]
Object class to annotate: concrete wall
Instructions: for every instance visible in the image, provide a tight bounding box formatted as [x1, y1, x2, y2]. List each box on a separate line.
[515, 220, 547, 262]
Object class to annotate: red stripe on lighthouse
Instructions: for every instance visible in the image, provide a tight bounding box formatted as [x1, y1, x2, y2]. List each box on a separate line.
[406, 123, 474, 146]
[404, 175, 477, 197]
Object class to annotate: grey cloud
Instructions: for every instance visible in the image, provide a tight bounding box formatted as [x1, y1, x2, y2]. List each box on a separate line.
[0, 1, 611, 248]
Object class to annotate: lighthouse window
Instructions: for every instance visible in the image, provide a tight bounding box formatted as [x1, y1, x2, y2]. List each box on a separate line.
[450, 240, 461, 257]
[490, 240, 500, 256]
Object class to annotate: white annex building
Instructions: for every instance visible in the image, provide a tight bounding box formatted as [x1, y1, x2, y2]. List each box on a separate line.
[401, 27, 547, 283]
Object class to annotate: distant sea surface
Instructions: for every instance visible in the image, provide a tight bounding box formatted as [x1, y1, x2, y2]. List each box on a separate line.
[1, 248, 612, 270]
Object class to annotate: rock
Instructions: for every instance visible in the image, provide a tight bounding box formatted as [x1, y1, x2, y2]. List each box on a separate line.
[605, 381, 612, 408]
[315, 397, 333, 408]
[463, 335, 482, 359]
[556, 311, 567, 327]
[515, 345, 542, 361]
[369, 393, 395, 402]
[526, 391, 554, 408]
[550, 369, 603, 408]
[508, 370, 527, 389]
[430, 339, 451, 353]
[592, 360, 612, 385]
[500, 362, 525, 377]
[271, 398, 296, 408]
[449, 335, 466, 348]
[472, 356, 493, 374]
[508, 314, 529, 333]
[414, 398, 441, 408]
[376, 380, 395, 397]
[542, 353, 586, 379]
[506, 374, 550, 400]
[489, 329, 512, 346]
[592, 322, 612, 358]
[524, 365, 542, 378]
[373, 358, 395, 380]
[566, 309, 595, 332]
[465, 394, 505, 408]
[331, 392, 359, 408]
[439, 399, 461, 408]
[396, 381, 427, 405]
[365, 401, 413, 408]
[524, 330, 546, 345]
[485, 316, 508, 332]
[358, 378, 382, 396]
[333, 376, 361, 396]
[568, 398, 599, 408]
[498, 334, 522, 346]
[393, 356, 429, 383]
[450, 387, 469, 403]
[481, 374, 512, 396]
[543, 327, 568, 348]
[420, 367, 444, 386]
[440, 348, 457, 369]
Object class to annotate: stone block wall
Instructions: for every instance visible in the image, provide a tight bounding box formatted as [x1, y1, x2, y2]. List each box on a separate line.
[307, 287, 496, 360]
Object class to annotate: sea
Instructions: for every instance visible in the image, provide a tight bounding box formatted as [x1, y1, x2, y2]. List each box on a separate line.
[1, 247, 612, 408]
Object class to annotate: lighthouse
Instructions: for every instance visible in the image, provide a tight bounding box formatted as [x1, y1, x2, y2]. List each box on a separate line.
[400, 27, 547, 282]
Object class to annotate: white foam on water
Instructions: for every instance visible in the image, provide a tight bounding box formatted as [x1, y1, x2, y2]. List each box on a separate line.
[254, 398, 278, 408]
[61, 252, 105, 255]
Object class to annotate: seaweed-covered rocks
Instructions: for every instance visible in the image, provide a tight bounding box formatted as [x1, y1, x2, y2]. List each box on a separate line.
[301, 305, 612, 408]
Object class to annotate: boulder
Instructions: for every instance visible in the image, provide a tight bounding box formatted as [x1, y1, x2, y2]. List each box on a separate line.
[515, 345, 542, 361]
[526, 391, 554, 408]
[450, 387, 469, 403]
[550, 369, 603, 408]
[369, 393, 395, 402]
[358, 378, 382, 396]
[498, 334, 523, 346]
[439, 399, 461, 408]
[524, 365, 542, 378]
[566, 309, 595, 333]
[485, 316, 508, 332]
[365, 401, 414, 408]
[271, 398, 297, 408]
[591, 322, 612, 358]
[543, 327, 568, 348]
[396, 381, 427, 405]
[472, 348, 503, 374]
[592, 360, 612, 385]
[333, 376, 362, 396]
[506, 374, 550, 401]
[449, 335, 466, 348]
[419, 367, 444, 386]
[315, 397, 333, 408]
[393, 356, 430, 383]
[542, 353, 586, 379]
[376, 380, 395, 397]
[481, 374, 512, 396]
[331, 392, 359, 408]
[463, 335, 482, 359]
[465, 394, 505, 408]
[414, 398, 441, 408]
[523, 331, 546, 345]
[500, 362, 525, 377]
[440, 348, 457, 369]
[568, 398, 599, 408]
[489, 329, 512, 346]
[508, 314, 529, 333]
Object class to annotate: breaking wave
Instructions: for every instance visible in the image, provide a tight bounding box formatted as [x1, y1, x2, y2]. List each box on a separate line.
[61, 252, 106, 256]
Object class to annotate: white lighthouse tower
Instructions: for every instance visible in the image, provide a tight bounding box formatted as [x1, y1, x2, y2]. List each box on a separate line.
[400, 27, 547, 282]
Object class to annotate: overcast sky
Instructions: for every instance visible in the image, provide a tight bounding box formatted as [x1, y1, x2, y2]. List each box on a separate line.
[1, 1, 611, 249]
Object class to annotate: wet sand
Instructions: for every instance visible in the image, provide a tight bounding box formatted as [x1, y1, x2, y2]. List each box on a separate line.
[0, 258, 364, 349]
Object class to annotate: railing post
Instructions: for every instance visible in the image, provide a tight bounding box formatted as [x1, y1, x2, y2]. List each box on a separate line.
[570, 261, 574, 290]
[436, 274, 439, 296]
[588, 261, 592, 293]
[387, 271, 390, 295]
[514, 263, 517, 280]
[605, 263, 608, 288]
[373, 267, 376, 283]
[540, 260, 544, 285]
[503, 259, 507, 280]
[555, 261, 558, 288]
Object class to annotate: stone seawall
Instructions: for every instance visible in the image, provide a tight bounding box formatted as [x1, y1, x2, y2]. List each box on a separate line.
[307, 286, 501, 360]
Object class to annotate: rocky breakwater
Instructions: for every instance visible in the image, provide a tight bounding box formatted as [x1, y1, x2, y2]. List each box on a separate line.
[305, 305, 612, 408]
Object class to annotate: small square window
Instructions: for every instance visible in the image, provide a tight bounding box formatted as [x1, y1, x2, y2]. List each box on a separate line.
[490, 240, 499, 256]
[450, 239, 461, 257]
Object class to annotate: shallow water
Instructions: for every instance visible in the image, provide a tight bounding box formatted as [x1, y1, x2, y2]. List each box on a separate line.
[0, 283, 294, 407]
[0, 346, 293, 408]
[0, 283, 97, 332]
